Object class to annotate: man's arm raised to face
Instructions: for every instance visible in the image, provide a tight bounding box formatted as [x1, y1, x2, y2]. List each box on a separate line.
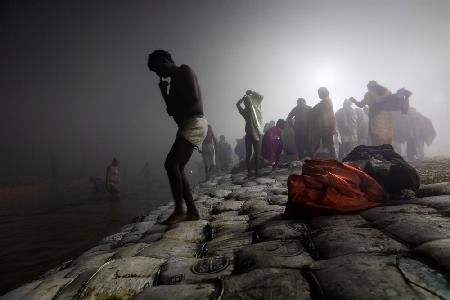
[236, 98, 245, 116]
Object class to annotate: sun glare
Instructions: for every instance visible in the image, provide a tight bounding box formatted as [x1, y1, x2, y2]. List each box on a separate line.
[316, 68, 336, 87]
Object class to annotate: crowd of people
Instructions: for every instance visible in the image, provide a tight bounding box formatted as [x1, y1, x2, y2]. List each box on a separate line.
[232, 81, 436, 177]
[142, 49, 436, 224]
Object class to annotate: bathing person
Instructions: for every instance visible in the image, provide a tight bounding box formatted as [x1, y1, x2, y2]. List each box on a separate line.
[307, 87, 336, 159]
[147, 50, 207, 224]
[335, 99, 358, 159]
[236, 90, 264, 177]
[216, 135, 234, 172]
[201, 125, 217, 180]
[261, 119, 286, 170]
[287, 98, 311, 159]
[106, 157, 120, 195]
[350, 80, 411, 146]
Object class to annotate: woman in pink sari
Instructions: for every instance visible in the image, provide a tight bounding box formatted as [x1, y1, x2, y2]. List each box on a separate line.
[262, 119, 286, 170]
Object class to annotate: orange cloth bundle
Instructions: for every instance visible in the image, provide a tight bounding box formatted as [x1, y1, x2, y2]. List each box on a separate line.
[284, 160, 387, 218]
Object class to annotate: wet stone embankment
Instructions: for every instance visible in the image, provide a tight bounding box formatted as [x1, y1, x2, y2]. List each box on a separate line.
[2, 164, 450, 300]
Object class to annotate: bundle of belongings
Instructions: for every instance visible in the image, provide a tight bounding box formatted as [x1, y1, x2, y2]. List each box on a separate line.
[284, 145, 420, 218]
[343, 144, 420, 194]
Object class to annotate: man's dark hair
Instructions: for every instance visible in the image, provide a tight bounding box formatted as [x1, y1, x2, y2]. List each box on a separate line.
[318, 87, 329, 98]
[367, 80, 385, 95]
[276, 119, 286, 128]
[147, 50, 174, 70]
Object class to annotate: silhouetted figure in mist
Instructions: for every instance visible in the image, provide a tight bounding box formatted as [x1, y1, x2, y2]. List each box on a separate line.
[143, 162, 151, 179]
[50, 155, 60, 180]
[263, 120, 275, 133]
[106, 157, 120, 196]
[262, 119, 286, 171]
[201, 125, 217, 180]
[236, 90, 263, 177]
[307, 87, 336, 159]
[147, 50, 207, 224]
[234, 137, 246, 163]
[216, 135, 234, 172]
[350, 80, 412, 146]
[287, 98, 311, 160]
[407, 108, 436, 160]
[393, 108, 436, 160]
[356, 107, 369, 146]
[335, 99, 358, 159]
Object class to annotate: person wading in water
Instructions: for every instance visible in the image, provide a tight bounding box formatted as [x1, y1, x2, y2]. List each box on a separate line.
[147, 50, 207, 224]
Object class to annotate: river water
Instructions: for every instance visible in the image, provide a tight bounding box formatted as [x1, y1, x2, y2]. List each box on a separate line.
[0, 178, 172, 295]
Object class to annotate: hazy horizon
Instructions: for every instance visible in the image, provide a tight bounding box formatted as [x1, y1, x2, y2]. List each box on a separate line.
[1, 0, 449, 182]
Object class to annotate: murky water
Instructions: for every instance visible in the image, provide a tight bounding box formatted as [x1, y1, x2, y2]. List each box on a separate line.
[0, 178, 172, 295]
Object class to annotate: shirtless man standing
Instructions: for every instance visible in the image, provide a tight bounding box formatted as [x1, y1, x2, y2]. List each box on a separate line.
[147, 50, 207, 224]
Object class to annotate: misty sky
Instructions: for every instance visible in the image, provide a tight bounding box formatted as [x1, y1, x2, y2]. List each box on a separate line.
[1, 0, 449, 181]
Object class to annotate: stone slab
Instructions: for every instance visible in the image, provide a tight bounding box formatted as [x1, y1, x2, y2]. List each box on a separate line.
[158, 256, 233, 285]
[162, 220, 208, 243]
[260, 220, 309, 241]
[312, 227, 407, 258]
[134, 283, 217, 300]
[309, 214, 368, 229]
[138, 238, 201, 259]
[205, 231, 254, 257]
[79, 256, 166, 300]
[220, 268, 311, 300]
[308, 254, 449, 300]
[235, 240, 313, 273]
[414, 239, 450, 273]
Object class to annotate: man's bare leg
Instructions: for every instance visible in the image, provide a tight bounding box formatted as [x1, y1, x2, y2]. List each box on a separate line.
[181, 168, 200, 220]
[245, 134, 253, 177]
[162, 137, 195, 224]
[253, 138, 261, 176]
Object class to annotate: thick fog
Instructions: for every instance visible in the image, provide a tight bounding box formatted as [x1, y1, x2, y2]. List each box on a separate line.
[1, 0, 449, 183]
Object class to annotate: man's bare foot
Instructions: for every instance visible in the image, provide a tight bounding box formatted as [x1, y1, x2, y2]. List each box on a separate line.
[160, 211, 186, 225]
[184, 211, 200, 221]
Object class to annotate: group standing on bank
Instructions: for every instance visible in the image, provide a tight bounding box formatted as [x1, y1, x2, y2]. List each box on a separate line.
[105, 49, 436, 224]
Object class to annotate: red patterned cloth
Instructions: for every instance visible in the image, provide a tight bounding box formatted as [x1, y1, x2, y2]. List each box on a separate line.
[261, 126, 283, 163]
[284, 160, 388, 218]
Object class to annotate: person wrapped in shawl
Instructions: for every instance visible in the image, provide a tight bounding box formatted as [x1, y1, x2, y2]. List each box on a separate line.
[356, 107, 369, 146]
[306, 87, 337, 159]
[281, 120, 298, 161]
[216, 135, 234, 172]
[351, 81, 412, 146]
[262, 119, 287, 171]
[407, 107, 436, 160]
[287, 98, 312, 160]
[335, 99, 358, 159]
[236, 90, 263, 177]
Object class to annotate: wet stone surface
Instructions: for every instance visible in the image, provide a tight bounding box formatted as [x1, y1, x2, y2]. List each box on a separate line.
[220, 268, 312, 300]
[158, 256, 233, 285]
[4, 166, 450, 299]
[311, 227, 407, 258]
[308, 254, 449, 300]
